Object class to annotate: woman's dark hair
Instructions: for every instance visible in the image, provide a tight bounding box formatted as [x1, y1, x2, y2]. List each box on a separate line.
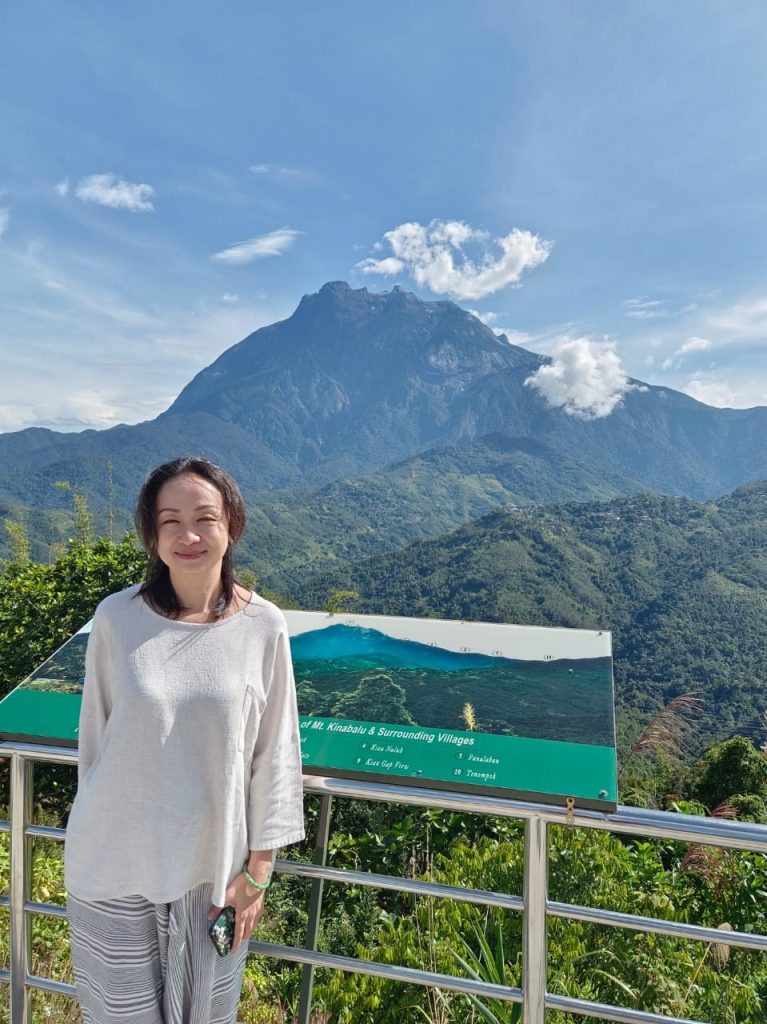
[134, 457, 246, 619]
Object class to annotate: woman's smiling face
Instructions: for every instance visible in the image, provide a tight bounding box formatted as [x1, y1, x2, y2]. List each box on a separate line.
[154, 473, 231, 578]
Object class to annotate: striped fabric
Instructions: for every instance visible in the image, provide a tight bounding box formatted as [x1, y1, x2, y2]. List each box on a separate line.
[68, 882, 248, 1023]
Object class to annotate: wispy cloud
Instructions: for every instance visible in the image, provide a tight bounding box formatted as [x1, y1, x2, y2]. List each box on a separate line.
[247, 163, 324, 189]
[683, 373, 741, 409]
[465, 308, 533, 345]
[706, 296, 767, 339]
[525, 337, 637, 419]
[0, 250, 283, 431]
[249, 163, 303, 178]
[495, 327, 533, 346]
[467, 309, 497, 326]
[623, 297, 697, 320]
[356, 219, 552, 300]
[55, 178, 69, 197]
[221, 292, 239, 303]
[211, 227, 300, 264]
[623, 297, 667, 320]
[0, 208, 9, 239]
[75, 173, 155, 212]
[660, 335, 712, 371]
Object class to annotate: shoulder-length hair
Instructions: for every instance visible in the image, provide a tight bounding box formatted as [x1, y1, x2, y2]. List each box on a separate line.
[134, 457, 246, 619]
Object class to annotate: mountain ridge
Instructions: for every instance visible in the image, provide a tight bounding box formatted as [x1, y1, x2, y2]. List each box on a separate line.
[1, 281, 766, 531]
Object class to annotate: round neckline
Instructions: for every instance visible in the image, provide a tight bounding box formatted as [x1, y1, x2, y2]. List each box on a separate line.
[138, 589, 257, 629]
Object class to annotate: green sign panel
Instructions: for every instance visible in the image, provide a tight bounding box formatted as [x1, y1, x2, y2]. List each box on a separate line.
[286, 611, 616, 810]
[0, 610, 617, 811]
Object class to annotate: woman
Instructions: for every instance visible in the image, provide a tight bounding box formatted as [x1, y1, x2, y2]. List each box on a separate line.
[64, 457, 305, 1024]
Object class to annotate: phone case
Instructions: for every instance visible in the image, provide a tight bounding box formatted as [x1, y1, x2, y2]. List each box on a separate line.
[208, 905, 236, 957]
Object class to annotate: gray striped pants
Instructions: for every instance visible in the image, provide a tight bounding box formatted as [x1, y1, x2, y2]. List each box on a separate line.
[67, 883, 248, 1024]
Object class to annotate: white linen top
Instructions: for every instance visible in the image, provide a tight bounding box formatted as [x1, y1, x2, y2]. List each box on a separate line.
[64, 584, 305, 907]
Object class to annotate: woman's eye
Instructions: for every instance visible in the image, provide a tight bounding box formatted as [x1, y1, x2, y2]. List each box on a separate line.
[160, 519, 178, 526]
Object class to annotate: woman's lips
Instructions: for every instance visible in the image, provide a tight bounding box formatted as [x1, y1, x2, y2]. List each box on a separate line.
[175, 551, 206, 560]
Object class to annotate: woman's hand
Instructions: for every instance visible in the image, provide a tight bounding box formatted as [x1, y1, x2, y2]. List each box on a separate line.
[207, 872, 266, 954]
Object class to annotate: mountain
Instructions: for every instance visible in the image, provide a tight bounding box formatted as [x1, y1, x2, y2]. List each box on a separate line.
[291, 481, 767, 755]
[1, 280, 766, 533]
[290, 624, 503, 670]
[238, 433, 635, 591]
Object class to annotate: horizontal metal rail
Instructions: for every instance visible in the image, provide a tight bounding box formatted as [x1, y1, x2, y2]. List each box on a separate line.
[247, 942, 707, 1024]
[545, 994, 707, 1024]
[548, 899, 767, 953]
[302, 774, 767, 852]
[26, 975, 75, 998]
[278, 859, 526, 912]
[1, 742, 766, 1024]
[248, 940, 525, 1003]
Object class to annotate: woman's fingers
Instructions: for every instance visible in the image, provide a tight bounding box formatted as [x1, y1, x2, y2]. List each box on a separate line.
[229, 900, 264, 954]
[207, 903, 223, 922]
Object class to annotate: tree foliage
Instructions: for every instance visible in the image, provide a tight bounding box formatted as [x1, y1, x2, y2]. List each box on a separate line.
[691, 737, 767, 811]
[0, 535, 146, 699]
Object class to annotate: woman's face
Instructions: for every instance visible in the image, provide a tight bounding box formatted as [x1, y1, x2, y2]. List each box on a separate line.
[154, 473, 231, 580]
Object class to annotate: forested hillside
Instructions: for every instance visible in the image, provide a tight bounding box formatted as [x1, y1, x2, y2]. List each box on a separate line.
[293, 482, 767, 755]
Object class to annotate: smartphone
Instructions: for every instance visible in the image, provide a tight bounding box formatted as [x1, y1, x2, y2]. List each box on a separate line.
[208, 905, 236, 957]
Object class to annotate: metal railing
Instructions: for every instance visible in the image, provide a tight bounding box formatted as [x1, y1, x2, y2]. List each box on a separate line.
[3, 740, 767, 1024]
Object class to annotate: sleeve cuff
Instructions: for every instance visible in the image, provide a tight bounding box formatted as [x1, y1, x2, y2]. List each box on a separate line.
[248, 826, 306, 852]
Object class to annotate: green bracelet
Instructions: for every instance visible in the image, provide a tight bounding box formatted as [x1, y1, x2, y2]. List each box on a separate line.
[242, 861, 272, 892]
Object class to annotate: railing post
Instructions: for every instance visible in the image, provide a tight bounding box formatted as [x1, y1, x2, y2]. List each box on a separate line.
[296, 793, 333, 1024]
[522, 814, 548, 1024]
[9, 753, 33, 1024]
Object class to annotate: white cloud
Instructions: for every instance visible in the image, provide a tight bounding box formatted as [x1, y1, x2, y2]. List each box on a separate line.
[0, 208, 9, 238]
[249, 163, 303, 178]
[0, 392, 157, 433]
[75, 174, 154, 212]
[212, 227, 300, 264]
[468, 309, 498, 325]
[706, 297, 767, 339]
[623, 297, 667, 320]
[221, 292, 239, 303]
[525, 337, 635, 419]
[681, 372, 766, 409]
[357, 219, 551, 300]
[55, 178, 70, 197]
[495, 327, 532, 345]
[623, 297, 697, 320]
[466, 308, 531, 343]
[660, 336, 713, 371]
[678, 336, 712, 356]
[365, 256, 403, 275]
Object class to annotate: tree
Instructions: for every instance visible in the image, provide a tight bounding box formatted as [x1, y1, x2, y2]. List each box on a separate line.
[323, 589, 359, 613]
[4, 519, 30, 565]
[0, 535, 146, 699]
[691, 736, 767, 810]
[331, 673, 416, 725]
[54, 481, 94, 545]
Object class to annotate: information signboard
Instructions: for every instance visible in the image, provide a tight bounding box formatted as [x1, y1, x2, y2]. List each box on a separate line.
[286, 611, 616, 810]
[0, 610, 617, 811]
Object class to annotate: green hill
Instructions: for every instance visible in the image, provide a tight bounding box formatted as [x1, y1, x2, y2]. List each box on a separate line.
[290, 482, 767, 755]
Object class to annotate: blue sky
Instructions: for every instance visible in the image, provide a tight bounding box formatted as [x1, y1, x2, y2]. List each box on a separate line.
[2, 1, 767, 431]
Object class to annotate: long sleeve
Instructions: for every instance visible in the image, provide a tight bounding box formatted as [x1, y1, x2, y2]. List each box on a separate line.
[247, 625, 305, 850]
[66, 585, 304, 906]
[77, 607, 112, 786]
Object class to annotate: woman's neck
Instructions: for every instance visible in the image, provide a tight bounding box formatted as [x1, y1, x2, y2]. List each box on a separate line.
[169, 574, 225, 619]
